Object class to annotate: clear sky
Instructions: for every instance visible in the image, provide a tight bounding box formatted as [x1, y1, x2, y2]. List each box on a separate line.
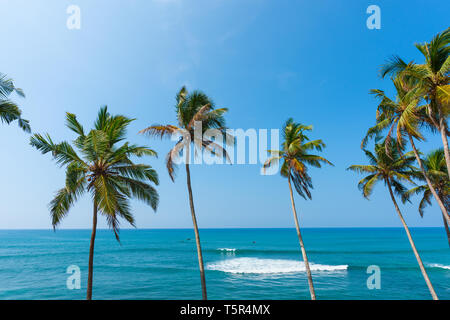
[0, 0, 449, 229]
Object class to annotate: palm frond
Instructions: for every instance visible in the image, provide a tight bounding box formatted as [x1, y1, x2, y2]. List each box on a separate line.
[380, 55, 409, 79]
[114, 176, 159, 211]
[166, 140, 186, 181]
[139, 124, 181, 139]
[359, 174, 379, 199]
[66, 112, 85, 136]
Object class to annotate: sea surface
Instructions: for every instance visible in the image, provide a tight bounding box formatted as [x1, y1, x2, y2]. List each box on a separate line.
[0, 228, 449, 300]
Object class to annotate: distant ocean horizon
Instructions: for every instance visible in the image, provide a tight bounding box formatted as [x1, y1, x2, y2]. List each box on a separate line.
[0, 228, 449, 300]
[0, 226, 446, 231]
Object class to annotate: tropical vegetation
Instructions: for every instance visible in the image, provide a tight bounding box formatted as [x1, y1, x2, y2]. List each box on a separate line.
[362, 77, 450, 227]
[263, 118, 333, 300]
[380, 27, 450, 177]
[348, 139, 438, 300]
[139, 87, 232, 300]
[0, 73, 30, 132]
[30, 106, 159, 300]
[1, 27, 447, 300]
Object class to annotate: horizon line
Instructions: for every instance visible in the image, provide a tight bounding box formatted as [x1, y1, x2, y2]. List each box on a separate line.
[0, 226, 445, 231]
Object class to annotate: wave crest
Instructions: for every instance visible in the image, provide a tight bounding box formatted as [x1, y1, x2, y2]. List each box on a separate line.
[428, 263, 450, 270]
[217, 248, 237, 252]
[207, 257, 348, 274]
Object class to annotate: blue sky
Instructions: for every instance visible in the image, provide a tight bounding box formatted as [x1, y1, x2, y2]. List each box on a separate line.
[0, 0, 449, 229]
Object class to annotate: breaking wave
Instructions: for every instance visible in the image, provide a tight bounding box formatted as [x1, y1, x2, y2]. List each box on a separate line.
[217, 248, 237, 252]
[428, 263, 450, 270]
[207, 257, 348, 274]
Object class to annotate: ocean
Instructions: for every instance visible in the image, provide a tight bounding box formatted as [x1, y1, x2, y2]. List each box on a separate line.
[0, 228, 448, 300]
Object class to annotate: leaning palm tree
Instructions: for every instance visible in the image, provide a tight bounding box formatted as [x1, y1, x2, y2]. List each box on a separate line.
[140, 87, 232, 300]
[381, 27, 449, 176]
[362, 77, 450, 226]
[348, 139, 438, 300]
[0, 72, 30, 132]
[263, 118, 333, 300]
[402, 149, 450, 247]
[30, 106, 159, 300]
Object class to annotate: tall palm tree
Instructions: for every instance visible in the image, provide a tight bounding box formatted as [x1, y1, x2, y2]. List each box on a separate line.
[0, 73, 30, 132]
[30, 106, 159, 300]
[263, 118, 333, 300]
[402, 149, 450, 247]
[380, 27, 449, 176]
[362, 77, 450, 226]
[348, 139, 438, 300]
[140, 87, 232, 300]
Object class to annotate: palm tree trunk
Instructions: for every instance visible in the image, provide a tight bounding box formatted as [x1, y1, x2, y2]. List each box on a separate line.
[386, 179, 438, 300]
[185, 147, 207, 300]
[437, 106, 450, 180]
[288, 176, 316, 300]
[408, 134, 450, 226]
[441, 212, 450, 248]
[86, 201, 98, 300]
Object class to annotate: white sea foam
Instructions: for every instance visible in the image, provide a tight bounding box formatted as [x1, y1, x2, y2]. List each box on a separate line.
[207, 257, 348, 274]
[217, 248, 237, 252]
[428, 263, 450, 270]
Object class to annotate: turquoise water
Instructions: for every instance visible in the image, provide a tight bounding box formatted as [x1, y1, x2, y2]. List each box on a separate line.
[0, 228, 448, 300]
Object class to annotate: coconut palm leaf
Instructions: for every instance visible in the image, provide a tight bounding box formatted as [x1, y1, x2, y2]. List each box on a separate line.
[0, 73, 30, 132]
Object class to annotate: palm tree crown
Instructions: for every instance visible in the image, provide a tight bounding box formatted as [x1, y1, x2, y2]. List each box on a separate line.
[362, 77, 425, 150]
[0, 72, 30, 132]
[380, 27, 449, 109]
[30, 106, 159, 240]
[348, 139, 417, 199]
[264, 118, 333, 198]
[140, 86, 233, 178]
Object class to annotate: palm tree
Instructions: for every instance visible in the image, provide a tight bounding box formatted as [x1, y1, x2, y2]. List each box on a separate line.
[140, 87, 232, 300]
[263, 118, 333, 300]
[348, 139, 438, 300]
[380, 27, 449, 177]
[30, 106, 159, 300]
[362, 77, 450, 226]
[0, 73, 30, 132]
[402, 149, 450, 247]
